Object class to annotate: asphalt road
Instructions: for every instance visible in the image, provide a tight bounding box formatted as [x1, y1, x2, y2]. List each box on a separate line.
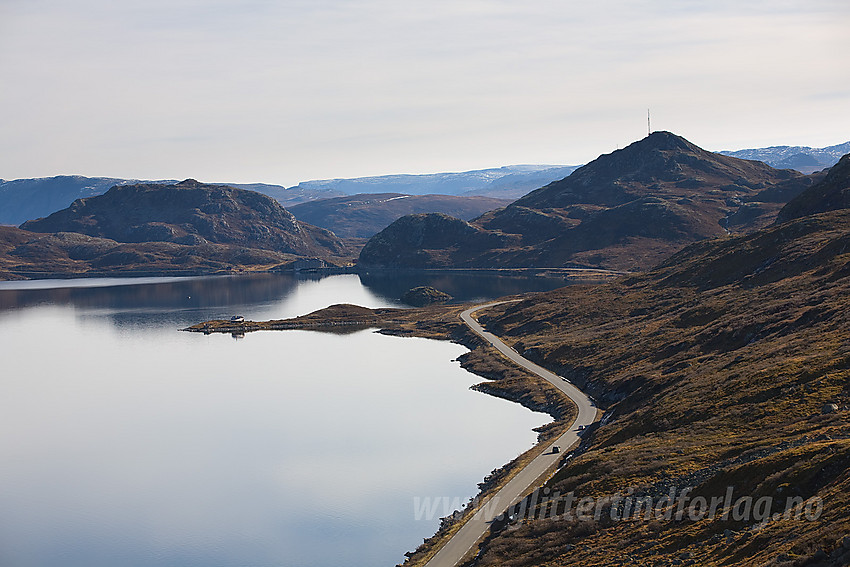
[423, 301, 598, 567]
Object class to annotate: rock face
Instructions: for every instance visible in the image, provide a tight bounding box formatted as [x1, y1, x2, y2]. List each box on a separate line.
[776, 153, 850, 223]
[21, 179, 347, 257]
[400, 286, 453, 306]
[359, 132, 817, 271]
[509, 131, 800, 210]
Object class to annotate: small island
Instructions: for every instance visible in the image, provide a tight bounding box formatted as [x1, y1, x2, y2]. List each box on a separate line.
[401, 285, 453, 306]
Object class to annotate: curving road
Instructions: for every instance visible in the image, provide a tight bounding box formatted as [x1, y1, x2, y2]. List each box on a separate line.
[423, 301, 598, 567]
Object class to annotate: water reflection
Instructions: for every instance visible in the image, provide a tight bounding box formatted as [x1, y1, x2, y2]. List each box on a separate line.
[0, 274, 549, 567]
[0, 274, 384, 329]
[0, 271, 573, 313]
[0, 274, 300, 312]
[358, 270, 574, 304]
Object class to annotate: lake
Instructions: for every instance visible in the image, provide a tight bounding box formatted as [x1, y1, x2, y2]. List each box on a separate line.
[0, 273, 570, 567]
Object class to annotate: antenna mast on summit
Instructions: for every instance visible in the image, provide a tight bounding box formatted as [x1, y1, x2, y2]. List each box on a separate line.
[647, 109, 651, 136]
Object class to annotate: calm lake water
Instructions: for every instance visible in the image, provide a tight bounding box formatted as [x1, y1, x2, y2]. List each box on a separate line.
[0, 273, 570, 567]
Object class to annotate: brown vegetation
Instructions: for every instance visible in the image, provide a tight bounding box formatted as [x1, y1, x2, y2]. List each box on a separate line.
[463, 208, 850, 566]
[0, 225, 340, 279]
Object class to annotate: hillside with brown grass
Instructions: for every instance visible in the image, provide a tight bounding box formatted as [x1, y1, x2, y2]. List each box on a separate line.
[461, 198, 850, 565]
[0, 225, 352, 280]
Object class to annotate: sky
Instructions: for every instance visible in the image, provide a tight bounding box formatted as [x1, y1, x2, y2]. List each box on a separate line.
[1, 0, 848, 186]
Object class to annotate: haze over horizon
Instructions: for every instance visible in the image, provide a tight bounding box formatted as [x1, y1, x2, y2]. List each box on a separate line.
[1, 0, 848, 186]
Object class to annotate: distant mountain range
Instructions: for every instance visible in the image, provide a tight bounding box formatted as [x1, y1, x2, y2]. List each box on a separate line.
[719, 140, 850, 173]
[2, 137, 847, 279]
[285, 165, 580, 200]
[287, 193, 513, 238]
[3, 141, 846, 228]
[0, 165, 577, 226]
[359, 132, 823, 271]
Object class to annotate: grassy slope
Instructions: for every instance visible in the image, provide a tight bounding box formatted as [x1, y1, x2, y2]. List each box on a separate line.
[465, 209, 850, 566]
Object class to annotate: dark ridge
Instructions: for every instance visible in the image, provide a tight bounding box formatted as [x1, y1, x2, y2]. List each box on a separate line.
[777, 153, 850, 223]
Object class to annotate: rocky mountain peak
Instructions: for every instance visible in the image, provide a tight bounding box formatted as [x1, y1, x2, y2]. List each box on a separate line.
[21, 181, 347, 257]
[641, 130, 702, 153]
[512, 132, 802, 210]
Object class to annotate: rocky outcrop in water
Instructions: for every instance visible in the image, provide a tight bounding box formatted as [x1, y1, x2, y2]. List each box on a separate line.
[400, 286, 453, 306]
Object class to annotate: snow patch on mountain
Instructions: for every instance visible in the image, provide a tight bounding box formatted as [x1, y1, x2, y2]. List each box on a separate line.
[720, 141, 850, 173]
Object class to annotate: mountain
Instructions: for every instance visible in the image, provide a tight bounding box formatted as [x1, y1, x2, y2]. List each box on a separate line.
[287, 193, 513, 238]
[777, 153, 850, 223]
[357, 213, 519, 269]
[720, 140, 850, 174]
[0, 166, 576, 227]
[359, 132, 818, 271]
[0, 176, 348, 226]
[226, 182, 346, 208]
[443, 157, 850, 566]
[0, 180, 355, 278]
[21, 179, 348, 257]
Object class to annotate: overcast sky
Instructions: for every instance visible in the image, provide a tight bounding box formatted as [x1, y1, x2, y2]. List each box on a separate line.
[1, 0, 848, 186]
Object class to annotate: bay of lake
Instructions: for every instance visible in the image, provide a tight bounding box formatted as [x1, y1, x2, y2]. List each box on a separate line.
[0, 273, 570, 566]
